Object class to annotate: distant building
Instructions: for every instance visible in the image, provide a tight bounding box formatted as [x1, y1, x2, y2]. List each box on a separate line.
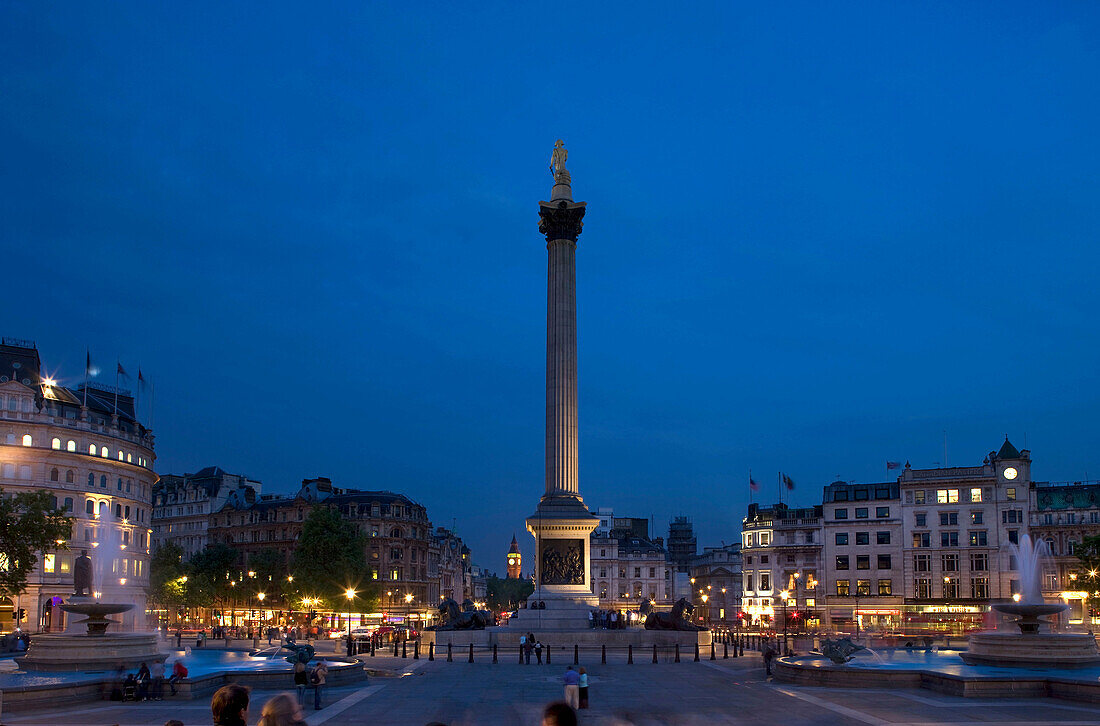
[432, 526, 471, 603]
[507, 533, 522, 579]
[1029, 480, 1100, 625]
[153, 467, 261, 557]
[667, 516, 697, 572]
[741, 502, 823, 629]
[689, 543, 743, 629]
[591, 528, 671, 610]
[0, 337, 156, 633]
[593, 507, 615, 536]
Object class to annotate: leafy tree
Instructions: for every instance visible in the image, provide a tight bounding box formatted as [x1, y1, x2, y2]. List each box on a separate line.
[149, 542, 188, 611]
[247, 549, 288, 600]
[0, 489, 72, 598]
[290, 508, 379, 611]
[487, 576, 534, 611]
[1075, 534, 1100, 617]
[189, 542, 239, 609]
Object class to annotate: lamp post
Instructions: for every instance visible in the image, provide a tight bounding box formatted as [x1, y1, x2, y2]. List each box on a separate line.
[780, 589, 790, 655]
[404, 593, 414, 631]
[257, 592, 266, 631]
[345, 589, 355, 657]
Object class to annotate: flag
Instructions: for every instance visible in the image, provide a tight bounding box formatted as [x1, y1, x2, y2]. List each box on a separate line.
[783, 474, 795, 490]
[138, 368, 145, 384]
[86, 350, 92, 376]
[886, 461, 901, 470]
[750, 477, 760, 492]
[117, 362, 128, 378]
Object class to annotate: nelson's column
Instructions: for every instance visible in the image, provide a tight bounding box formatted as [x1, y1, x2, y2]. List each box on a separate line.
[521, 140, 599, 629]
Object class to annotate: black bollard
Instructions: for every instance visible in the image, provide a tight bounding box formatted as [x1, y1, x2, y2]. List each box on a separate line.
[519, 645, 524, 664]
[739, 640, 744, 657]
[574, 644, 579, 665]
[429, 642, 435, 661]
[601, 644, 606, 664]
[370, 638, 375, 657]
[468, 643, 474, 663]
[414, 640, 420, 659]
[694, 643, 700, 662]
[447, 642, 453, 662]
[402, 640, 407, 658]
[711, 643, 716, 661]
[675, 643, 680, 663]
[653, 643, 658, 663]
[546, 644, 551, 665]
[724, 641, 729, 659]
[627, 644, 633, 664]
[393, 640, 398, 657]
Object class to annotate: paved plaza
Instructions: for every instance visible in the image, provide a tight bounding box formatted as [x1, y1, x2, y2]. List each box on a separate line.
[5, 654, 1100, 726]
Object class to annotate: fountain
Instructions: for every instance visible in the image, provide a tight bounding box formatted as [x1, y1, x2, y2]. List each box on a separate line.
[16, 549, 166, 671]
[960, 534, 1100, 667]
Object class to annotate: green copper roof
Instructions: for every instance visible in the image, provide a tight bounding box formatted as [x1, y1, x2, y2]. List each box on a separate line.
[997, 438, 1022, 460]
[1035, 485, 1100, 511]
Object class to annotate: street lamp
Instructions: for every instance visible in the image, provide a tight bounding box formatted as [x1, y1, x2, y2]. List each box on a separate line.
[779, 589, 790, 654]
[405, 593, 414, 626]
[345, 589, 356, 657]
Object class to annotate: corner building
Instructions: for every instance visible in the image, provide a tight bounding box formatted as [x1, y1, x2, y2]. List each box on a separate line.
[0, 338, 155, 633]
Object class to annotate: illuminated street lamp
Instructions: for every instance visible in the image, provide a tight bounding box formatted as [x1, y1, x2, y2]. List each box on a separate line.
[779, 589, 790, 654]
[345, 588, 356, 657]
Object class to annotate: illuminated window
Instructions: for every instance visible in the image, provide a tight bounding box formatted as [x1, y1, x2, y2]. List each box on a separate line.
[856, 579, 870, 596]
[89, 444, 97, 455]
[67, 440, 76, 452]
[835, 580, 850, 596]
[118, 451, 124, 461]
[101, 447, 109, 458]
[44, 554, 55, 573]
[878, 579, 892, 595]
[21, 434, 32, 447]
[126, 453, 132, 463]
[51, 437, 61, 450]
[1007, 488, 1016, 501]
[970, 488, 982, 503]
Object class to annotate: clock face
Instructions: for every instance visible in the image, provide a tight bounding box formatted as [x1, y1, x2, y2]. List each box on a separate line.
[1003, 467, 1018, 480]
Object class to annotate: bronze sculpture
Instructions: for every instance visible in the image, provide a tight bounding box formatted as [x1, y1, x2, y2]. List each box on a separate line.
[642, 598, 708, 631]
[73, 549, 93, 597]
[818, 637, 866, 664]
[429, 598, 492, 630]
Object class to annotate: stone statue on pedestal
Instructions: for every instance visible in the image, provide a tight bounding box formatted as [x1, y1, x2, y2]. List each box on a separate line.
[73, 549, 93, 597]
[550, 139, 570, 184]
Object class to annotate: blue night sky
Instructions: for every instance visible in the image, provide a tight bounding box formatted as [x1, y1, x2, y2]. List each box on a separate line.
[3, 3, 1099, 574]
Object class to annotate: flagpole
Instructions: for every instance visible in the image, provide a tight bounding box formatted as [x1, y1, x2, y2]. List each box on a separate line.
[83, 348, 89, 408]
[114, 359, 119, 418]
[749, 469, 753, 505]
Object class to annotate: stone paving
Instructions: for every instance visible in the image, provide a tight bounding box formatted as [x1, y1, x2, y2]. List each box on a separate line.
[5, 654, 1100, 725]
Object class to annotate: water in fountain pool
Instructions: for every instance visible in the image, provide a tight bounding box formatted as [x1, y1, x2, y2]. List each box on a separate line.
[1008, 533, 1052, 606]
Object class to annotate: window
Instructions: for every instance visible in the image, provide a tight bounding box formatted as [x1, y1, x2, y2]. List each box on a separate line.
[875, 488, 890, 499]
[1007, 488, 1016, 501]
[1003, 510, 1023, 524]
[759, 573, 770, 591]
[1044, 572, 1058, 590]
[876, 507, 889, 518]
[876, 531, 890, 545]
[939, 512, 958, 526]
[971, 577, 989, 599]
[969, 531, 987, 547]
[855, 532, 869, 545]
[834, 490, 849, 501]
[942, 553, 958, 572]
[836, 580, 850, 596]
[634, 567, 641, 577]
[101, 447, 109, 458]
[1008, 530, 1019, 545]
[940, 532, 959, 547]
[649, 567, 655, 578]
[915, 513, 927, 527]
[914, 553, 931, 572]
[117, 478, 123, 491]
[50, 468, 59, 481]
[856, 555, 870, 570]
[745, 533, 754, 547]
[66, 470, 74, 483]
[835, 508, 848, 520]
[21, 434, 32, 447]
[971, 511, 983, 525]
[67, 440, 76, 452]
[914, 490, 926, 504]
[855, 508, 869, 519]
[744, 572, 753, 590]
[970, 488, 982, 503]
[936, 489, 959, 504]
[856, 579, 870, 596]
[878, 579, 892, 595]
[1067, 540, 1077, 555]
[915, 578, 932, 598]
[51, 437, 61, 450]
[835, 533, 849, 545]
[118, 451, 124, 461]
[836, 555, 850, 570]
[44, 554, 55, 573]
[877, 554, 892, 569]
[912, 532, 930, 548]
[760, 533, 771, 546]
[86, 500, 94, 514]
[100, 475, 106, 488]
[943, 578, 959, 598]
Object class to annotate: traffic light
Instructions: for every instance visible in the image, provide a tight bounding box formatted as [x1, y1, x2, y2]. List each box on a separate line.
[16, 607, 26, 622]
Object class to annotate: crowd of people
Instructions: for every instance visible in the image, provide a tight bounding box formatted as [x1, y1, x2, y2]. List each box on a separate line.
[587, 608, 637, 629]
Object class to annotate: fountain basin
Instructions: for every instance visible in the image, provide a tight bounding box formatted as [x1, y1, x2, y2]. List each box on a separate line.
[60, 600, 134, 636]
[15, 632, 166, 672]
[961, 631, 1100, 667]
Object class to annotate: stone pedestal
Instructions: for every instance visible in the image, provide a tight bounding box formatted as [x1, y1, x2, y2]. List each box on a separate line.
[16, 632, 166, 671]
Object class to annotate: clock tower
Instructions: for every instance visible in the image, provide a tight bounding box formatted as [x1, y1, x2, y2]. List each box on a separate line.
[507, 533, 522, 579]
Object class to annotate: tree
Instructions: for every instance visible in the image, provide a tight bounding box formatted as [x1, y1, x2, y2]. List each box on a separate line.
[247, 549, 288, 601]
[1075, 534, 1100, 617]
[486, 576, 534, 612]
[149, 542, 188, 612]
[189, 543, 239, 609]
[0, 489, 72, 599]
[290, 508, 379, 612]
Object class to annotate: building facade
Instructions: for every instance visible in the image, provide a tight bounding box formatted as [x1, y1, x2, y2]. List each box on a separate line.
[590, 529, 672, 611]
[152, 467, 261, 557]
[689, 543, 742, 630]
[667, 516, 697, 573]
[0, 338, 156, 633]
[821, 480, 904, 632]
[741, 502, 823, 629]
[1029, 480, 1100, 624]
